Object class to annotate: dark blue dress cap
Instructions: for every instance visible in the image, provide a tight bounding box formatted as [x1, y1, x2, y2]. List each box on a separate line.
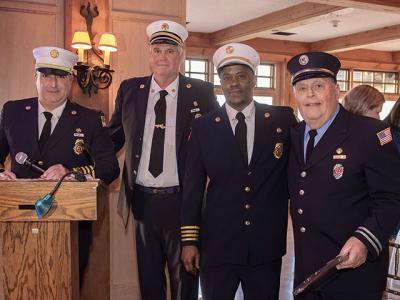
[287, 51, 341, 85]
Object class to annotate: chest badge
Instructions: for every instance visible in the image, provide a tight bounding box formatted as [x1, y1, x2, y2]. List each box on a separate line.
[73, 139, 85, 155]
[273, 143, 283, 159]
[333, 163, 344, 180]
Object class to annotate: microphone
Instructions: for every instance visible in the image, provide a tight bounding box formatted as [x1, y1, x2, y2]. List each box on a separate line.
[15, 152, 45, 173]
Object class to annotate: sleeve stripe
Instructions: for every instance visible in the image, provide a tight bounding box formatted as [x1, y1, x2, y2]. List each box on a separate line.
[181, 238, 199, 241]
[355, 229, 380, 256]
[181, 226, 200, 229]
[181, 234, 199, 237]
[358, 226, 382, 252]
[181, 230, 199, 234]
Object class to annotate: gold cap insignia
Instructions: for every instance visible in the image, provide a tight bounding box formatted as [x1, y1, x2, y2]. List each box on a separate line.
[336, 148, 343, 154]
[186, 83, 192, 89]
[273, 143, 283, 159]
[226, 46, 234, 54]
[140, 84, 145, 89]
[264, 112, 270, 118]
[215, 116, 221, 123]
[193, 101, 198, 107]
[71, 110, 77, 115]
[276, 128, 282, 133]
[161, 23, 169, 31]
[299, 54, 309, 66]
[50, 49, 59, 58]
[25, 106, 31, 111]
[73, 139, 84, 155]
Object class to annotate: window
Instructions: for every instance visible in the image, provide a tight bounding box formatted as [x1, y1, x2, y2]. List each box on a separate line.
[255, 63, 274, 89]
[185, 59, 208, 81]
[352, 70, 399, 94]
[337, 69, 349, 92]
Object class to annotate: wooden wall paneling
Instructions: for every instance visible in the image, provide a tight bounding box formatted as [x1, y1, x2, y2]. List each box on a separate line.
[0, 0, 63, 106]
[112, 0, 184, 19]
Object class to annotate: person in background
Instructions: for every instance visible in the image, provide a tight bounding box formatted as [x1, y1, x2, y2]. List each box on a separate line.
[181, 43, 297, 300]
[0, 46, 120, 285]
[287, 51, 400, 300]
[385, 97, 400, 152]
[343, 84, 385, 119]
[108, 20, 218, 300]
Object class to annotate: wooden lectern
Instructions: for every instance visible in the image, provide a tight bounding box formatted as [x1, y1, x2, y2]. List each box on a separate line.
[0, 180, 99, 300]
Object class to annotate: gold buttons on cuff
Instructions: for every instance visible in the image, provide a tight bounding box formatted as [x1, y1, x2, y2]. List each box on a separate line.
[300, 171, 306, 178]
[300, 227, 306, 233]
[298, 209, 303, 215]
[245, 220, 251, 226]
[299, 189, 304, 196]
[245, 204, 251, 209]
[245, 186, 251, 192]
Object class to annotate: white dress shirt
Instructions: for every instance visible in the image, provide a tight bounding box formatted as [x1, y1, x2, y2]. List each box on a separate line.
[38, 100, 66, 137]
[225, 100, 256, 164]
[136, 75, 180, 187]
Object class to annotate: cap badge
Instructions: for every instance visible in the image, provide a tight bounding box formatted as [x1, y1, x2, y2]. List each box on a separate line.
[161, 23, 169, 31]
[50, 49, 59, 59]
[273, 143, 283, 159]
[299, 54, 309, 66]
[333, 163, 344, 180]
[226, 46, 234, 54]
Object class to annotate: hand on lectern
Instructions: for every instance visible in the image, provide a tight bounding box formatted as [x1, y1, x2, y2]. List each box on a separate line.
[0, 169, 16, 180]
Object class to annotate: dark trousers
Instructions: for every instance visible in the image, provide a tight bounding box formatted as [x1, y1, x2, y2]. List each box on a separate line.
[79, 221, 92, 288]
[133, 188, 198, 300]
[295, 290, 383, 300]
[200, 259, 282, 300]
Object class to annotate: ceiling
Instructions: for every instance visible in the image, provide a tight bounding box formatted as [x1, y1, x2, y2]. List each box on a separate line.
[186, 0, 400, 52]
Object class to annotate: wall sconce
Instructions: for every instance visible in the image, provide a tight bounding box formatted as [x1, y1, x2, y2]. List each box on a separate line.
[71, 1, 118, 96]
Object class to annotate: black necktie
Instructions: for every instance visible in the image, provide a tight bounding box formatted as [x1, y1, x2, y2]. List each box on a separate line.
[38, 111, 53, 152]
[149, 90, 168, 178]
[235, 112, 248, 164]
[305, 129, 318, 163]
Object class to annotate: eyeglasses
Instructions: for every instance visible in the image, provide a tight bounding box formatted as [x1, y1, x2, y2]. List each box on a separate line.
[219, 73, 250, 84]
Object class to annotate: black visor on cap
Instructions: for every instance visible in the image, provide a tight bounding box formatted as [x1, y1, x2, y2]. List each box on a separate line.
[37, 68, 71, 76]
[151, 38, 179, 46]
[292, 72, 336, 85]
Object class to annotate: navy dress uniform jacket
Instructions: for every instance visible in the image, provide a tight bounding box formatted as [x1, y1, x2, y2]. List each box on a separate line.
[0, 97, 119, 184]
[108, 74, 218, 223]
[181, 103, 297, 267]
[288, 106, 400, 293]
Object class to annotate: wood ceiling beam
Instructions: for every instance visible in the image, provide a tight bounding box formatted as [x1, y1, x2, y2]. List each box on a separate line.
[209, 2, 342, 46]
[310, 24, 400, 52]
[306, 0, 400, 13]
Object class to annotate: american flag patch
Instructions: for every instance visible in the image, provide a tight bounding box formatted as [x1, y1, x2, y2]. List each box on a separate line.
[376, 127, 392, 146]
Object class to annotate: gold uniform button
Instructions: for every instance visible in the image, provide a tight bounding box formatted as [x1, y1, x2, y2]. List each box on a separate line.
[299, 189, 305, 196]
[245, 220, 251, 226]
[245, 186, 251, 192]
[245, 204, 251, 209]
[298, 209, 303, 215]
[300, 171, 306, 178]
[38, 161, 44, 166]
[300, 227, 306, 233]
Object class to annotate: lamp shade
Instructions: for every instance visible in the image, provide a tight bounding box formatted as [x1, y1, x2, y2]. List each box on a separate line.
[98, 33, 118, 52]
[71, 31, 92, 50]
